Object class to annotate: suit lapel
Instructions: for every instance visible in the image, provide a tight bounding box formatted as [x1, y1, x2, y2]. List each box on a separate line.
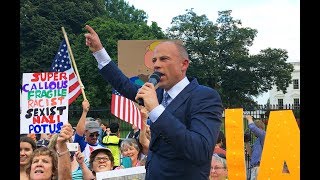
[165, 78, 199, 112]
[150, 78, 199, 149]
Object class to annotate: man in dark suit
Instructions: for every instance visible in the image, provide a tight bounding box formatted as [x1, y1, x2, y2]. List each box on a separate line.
[84, 25, 223, 180]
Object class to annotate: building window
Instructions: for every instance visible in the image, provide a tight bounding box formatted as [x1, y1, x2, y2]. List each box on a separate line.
[293, 79, 299, 89]
[278, 99, 283, 109]
[294, 98, 300, 109]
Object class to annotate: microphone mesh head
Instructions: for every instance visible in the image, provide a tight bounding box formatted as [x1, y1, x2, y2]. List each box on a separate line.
[150, 71, 163, 81]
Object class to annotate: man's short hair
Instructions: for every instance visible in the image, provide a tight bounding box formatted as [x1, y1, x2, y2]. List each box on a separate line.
[109, 122, 119, 133]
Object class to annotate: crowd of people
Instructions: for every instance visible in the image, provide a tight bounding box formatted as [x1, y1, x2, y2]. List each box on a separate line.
[21, 108, 229, 180]
[22, 108, 294, 180]
[20, 99, 151, 180]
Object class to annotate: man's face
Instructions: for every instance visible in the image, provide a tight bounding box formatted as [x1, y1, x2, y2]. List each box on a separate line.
[85, 131, 99, 144]
[152, 42, 189, 91]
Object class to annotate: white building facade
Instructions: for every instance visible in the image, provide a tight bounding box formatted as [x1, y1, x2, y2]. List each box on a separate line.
[269, 62, 300, 109]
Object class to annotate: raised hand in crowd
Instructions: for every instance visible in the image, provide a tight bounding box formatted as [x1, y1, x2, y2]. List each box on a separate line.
[244, 114, 266, 180]
[245, 114, 254, 124]
[139, 106, 150, 155]
[56, 123, 73, 180]
[76, 99, 90, 136]
[26, 124, 73, 180]
[76, 151, 95, 180]
[74, 99, 105, 167]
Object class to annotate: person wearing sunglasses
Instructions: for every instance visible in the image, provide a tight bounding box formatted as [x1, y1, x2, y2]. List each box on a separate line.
[74, 100, 105, 168]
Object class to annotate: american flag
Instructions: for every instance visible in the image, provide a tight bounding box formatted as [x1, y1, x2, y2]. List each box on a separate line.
[111, 89, 142, 129]
[50, 40, 81, 105]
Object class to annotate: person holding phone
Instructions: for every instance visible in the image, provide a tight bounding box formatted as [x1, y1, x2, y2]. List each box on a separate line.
[47, 133, 84, 180]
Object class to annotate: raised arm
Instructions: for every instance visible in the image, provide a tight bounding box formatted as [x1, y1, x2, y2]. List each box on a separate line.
[56, 123, 73, 180]
[245, 115, 254, 125]
[138, 107, 150, 155]
[75, 100, 90, 136]
[76, 151, 95, 180]
[84, 25, 103, 53]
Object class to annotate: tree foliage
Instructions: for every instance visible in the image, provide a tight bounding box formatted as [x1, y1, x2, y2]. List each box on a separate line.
[20, 0, 106, 82]
[104, 0, 148, 24]
[20, 1, 294, 112]
[20, 0, 166, 118]
[166, 9, 294, 108]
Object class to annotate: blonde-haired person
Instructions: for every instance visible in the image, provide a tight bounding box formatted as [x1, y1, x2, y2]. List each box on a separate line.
[26, 123, 73, 180]
[209, 154, 228, 180]
[26, 147, 59, 180]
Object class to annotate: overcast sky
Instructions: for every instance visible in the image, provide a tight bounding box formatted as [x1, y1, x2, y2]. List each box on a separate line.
[126, 0, 300, 103]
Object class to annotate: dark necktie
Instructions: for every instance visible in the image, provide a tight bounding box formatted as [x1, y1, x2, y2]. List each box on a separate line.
[161, 92, 170, 108]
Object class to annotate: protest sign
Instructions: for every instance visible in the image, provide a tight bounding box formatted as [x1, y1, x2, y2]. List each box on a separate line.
[20, 72, 69, 134]
[96, 166, 146, 180]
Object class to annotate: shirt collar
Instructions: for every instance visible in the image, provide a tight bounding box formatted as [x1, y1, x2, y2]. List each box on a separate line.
[165, 77, 190, 99]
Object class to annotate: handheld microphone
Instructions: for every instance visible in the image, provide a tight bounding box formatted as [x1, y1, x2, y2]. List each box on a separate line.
[138, 71, 163, 106]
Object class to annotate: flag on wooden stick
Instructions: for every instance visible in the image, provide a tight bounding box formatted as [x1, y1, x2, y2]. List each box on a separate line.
[50, 39, 81, 105]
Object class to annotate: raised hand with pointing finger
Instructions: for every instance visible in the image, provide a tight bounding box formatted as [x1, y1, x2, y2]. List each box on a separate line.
[84, 25, 103, 53]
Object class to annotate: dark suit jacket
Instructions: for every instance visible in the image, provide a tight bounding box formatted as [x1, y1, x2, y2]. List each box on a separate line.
[100, 61, 223, 180]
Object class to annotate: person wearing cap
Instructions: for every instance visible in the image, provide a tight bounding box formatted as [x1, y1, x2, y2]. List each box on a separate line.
[74, 100, 104, 167]
[76, 148, 114, 180]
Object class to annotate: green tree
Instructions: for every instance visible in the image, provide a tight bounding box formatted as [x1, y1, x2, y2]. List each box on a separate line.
[20, 0, 166, 122]
[20, 0, 106, 83]
[104, 0, 148, 24]
[166, 9, 294, 108]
